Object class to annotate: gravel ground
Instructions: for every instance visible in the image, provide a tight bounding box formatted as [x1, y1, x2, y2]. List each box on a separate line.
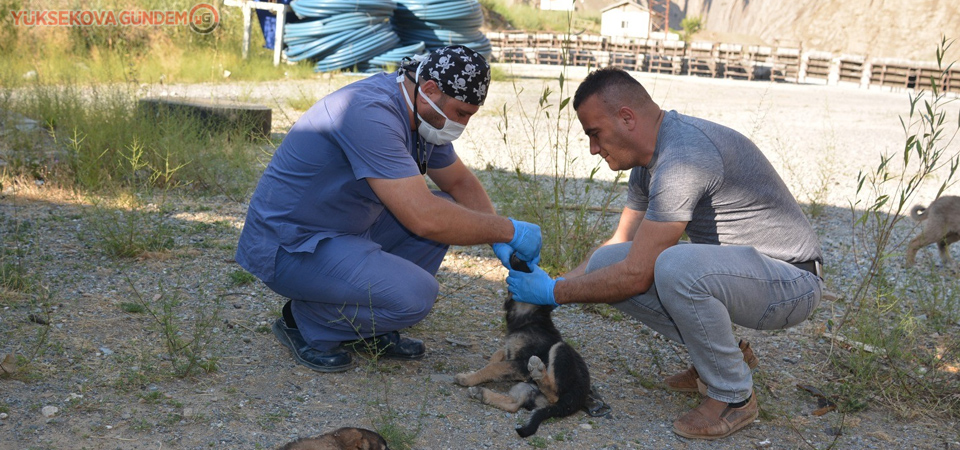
[1, 64, 960, 449]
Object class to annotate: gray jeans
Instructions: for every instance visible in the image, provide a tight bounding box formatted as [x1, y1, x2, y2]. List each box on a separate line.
[586, 242, 824, 403]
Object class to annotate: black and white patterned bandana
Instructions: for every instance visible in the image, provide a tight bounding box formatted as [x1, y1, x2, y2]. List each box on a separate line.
[417, 45, 491, 106]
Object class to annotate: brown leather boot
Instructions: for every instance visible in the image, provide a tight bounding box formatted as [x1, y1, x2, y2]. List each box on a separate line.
[664, 340, 759, 393]
[672, 393, 759, 439]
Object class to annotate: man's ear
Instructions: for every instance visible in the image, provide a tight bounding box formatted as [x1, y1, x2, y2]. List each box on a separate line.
[420, 79, 441, 96]
[618, 106, 637, 130]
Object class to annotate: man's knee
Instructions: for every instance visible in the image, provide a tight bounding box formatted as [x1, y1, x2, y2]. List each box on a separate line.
[586, 242, 632, 274]
[389, 270, 439, 323]
[653, 245, 695, 284]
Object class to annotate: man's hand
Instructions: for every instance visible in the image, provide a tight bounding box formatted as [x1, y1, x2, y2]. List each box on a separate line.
[507, 218, 541, 264]
[491, 242, 514, 268]
[507, 264, 562, 307]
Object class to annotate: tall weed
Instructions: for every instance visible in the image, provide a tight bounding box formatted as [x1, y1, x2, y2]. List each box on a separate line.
[4, 81, 263, 197]
[127, 279, 221, 378]
[832, 36, 960, 417]
[484, 76, 623, 273]
[480, 12, 621, 274]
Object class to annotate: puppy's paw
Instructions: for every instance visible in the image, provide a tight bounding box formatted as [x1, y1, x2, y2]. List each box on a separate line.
[454, 372, 473, 386]
[468, 386, 483, 400]
[527, 356, 545, 381]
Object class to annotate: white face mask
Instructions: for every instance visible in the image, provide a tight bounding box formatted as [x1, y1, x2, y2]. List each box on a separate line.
[416, 90, 465, 145]
[397, 68, 466, 146]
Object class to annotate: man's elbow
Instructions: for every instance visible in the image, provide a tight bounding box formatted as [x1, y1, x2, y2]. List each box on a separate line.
[623, 265, 654, 296]
[632, 278, 653, 296]
[406, 216, 442, 240]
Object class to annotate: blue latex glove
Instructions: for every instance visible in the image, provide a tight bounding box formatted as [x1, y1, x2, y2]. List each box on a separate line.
[507, 218, 542, 265]
[491, 242, 513, 268]
[507, 263, 563, 307]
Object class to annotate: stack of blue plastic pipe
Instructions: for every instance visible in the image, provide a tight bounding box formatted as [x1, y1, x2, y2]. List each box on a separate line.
[285, 0, 401, 71]
[285, 0, 489, 72]
[392, 0, 491, 57]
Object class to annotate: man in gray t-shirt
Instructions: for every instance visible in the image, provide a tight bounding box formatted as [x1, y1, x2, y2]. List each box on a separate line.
[505, 68, 825, 440]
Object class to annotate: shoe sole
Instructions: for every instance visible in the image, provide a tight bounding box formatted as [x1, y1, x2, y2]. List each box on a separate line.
[348, 346, 426, 361]
[672, 407, 758, 440]
[272, 320, 354, 373]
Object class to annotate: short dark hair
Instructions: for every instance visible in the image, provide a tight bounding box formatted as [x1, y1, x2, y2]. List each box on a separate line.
[573, 67, 650, 111]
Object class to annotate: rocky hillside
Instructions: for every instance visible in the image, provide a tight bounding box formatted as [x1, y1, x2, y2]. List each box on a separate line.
[666, 0, 960, 62]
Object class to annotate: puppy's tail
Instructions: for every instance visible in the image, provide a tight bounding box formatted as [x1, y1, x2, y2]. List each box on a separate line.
[515, 402, 579, 438]
[911, 204, 928, 222]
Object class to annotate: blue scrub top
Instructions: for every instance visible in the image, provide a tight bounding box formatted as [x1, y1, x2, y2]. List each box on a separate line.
[236, 72, 458, 282]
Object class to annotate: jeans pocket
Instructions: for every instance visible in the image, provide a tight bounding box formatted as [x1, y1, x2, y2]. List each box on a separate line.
[757, 289, 818, 330]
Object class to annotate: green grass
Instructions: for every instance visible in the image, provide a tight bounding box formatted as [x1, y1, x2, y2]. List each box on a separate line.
[229, 270, 258, 286]
[119, 302, 146, 313]
[286, 89, 319, 111]
[0, 0, 316, 88]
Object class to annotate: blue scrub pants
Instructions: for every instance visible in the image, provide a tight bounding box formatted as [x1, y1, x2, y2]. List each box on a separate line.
[264, 196, 450, 351]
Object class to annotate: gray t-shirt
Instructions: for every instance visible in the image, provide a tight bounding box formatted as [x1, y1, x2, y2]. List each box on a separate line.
[626, 110, 821, 263]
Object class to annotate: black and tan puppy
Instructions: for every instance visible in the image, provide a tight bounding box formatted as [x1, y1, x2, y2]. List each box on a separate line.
[277, 427, 390, 450]
[455, 257, 590, 437]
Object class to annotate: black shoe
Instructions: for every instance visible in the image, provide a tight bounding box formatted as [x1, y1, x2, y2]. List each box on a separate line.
[345, 331, 426, 360]
[272, 318, 353, 372]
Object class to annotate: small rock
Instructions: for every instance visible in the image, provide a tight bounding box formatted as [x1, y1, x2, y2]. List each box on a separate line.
[242, 337, 252, 343]
[41, 406, 58, 418]
[756, 439, 772, 448]
[579, 423, 593, 430]
[0, 412, 8, 420]
[445, 337, 471, 347]
[99, 347, 114, 356]
[14, 118, 39, 132]
[233, 304, 242, 309]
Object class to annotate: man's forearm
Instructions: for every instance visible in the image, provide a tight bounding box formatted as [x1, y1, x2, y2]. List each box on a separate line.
[450, 184, 496, 215]
[555, 260, 651, 305]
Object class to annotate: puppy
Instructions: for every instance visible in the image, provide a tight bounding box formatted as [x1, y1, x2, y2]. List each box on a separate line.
[906, 195, 960, 267]
[277, 427, 389, 450]
[454, 293, 590, 438]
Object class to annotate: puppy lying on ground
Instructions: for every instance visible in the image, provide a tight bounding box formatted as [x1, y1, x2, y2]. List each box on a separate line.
[455, 257, 590, 437]
[277, 427, 389, 450]
[906, 195, 960, 268]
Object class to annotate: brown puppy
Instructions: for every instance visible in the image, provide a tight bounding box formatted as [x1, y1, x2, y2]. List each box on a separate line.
[277, 427, 390, 450]
[906, 195, 960, 267]
[454, 295, 591, 438]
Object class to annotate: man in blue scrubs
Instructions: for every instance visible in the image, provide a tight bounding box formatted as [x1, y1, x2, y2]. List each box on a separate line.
[237, 46, 540, 372]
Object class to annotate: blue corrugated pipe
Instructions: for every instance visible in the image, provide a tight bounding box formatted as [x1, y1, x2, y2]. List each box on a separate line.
[286, 0, 489, 72]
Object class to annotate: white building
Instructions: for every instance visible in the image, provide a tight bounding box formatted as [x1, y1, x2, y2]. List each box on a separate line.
[600, 1, 651, 39]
